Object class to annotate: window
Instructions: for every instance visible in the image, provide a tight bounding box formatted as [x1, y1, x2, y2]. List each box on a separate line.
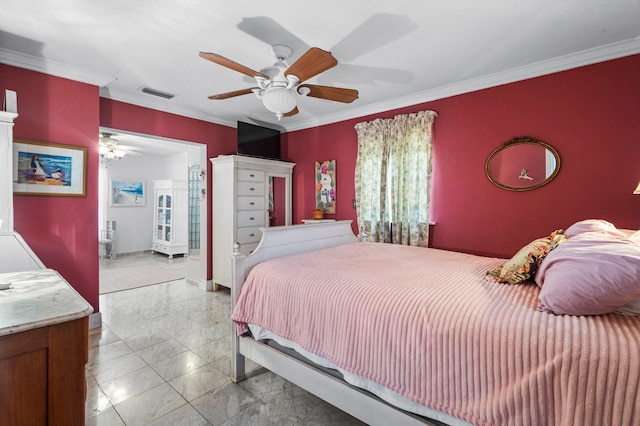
[354, 110, 437, 246]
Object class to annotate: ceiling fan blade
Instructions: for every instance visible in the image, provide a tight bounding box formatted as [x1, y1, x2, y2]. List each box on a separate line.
[199, 52, 269, 79]
[285, 47, 337, 82]
[283, 106, 299, 117]
[208, 88, 257, 100]
[299, 84, 359, 103]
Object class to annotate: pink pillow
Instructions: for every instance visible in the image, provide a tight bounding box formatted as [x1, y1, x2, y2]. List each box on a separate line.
[564, 219, 627, 238]
[536, 232, 640, 316]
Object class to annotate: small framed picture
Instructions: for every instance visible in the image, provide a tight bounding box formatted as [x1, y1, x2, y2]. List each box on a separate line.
[109, 179, 146, 207]
[13, 138, 87, 197]
[315, 160, 336, 214]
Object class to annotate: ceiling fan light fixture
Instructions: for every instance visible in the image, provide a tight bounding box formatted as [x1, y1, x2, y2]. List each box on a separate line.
[99, 133, 127, 162]
[101, 146, 126, 161]
[200, 45, 357, 120]
[261, 86, 296, 120]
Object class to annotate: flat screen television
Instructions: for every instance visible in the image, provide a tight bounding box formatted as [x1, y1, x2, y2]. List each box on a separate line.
[237, 121, 281, 160]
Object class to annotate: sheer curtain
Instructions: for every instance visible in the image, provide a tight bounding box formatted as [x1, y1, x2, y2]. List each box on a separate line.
[354, 110, 437, 246]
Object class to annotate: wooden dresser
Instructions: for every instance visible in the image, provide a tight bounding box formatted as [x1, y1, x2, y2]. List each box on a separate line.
[0, 269, 93, 425]
[210, 155, 294, 288]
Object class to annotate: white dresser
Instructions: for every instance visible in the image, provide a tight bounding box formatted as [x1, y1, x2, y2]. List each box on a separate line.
[211, 155, 294, 288]
[152, 179, 188, 258]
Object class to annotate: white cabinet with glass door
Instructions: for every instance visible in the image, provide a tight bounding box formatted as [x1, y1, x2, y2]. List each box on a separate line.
[152, 180, 188, 258]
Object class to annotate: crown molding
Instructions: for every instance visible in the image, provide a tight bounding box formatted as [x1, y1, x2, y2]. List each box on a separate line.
[0, 47, 235, 127]
[98, 87, 236, 128]
[0, 47, 113, 87]
[282, 37, 640, 132]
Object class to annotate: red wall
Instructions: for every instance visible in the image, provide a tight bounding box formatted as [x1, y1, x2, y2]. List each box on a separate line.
[3, 54, 639, 315]
[0, 64, 236, 314]
[99, 99, 236, 280]
[285, 54, 640, 258]
[1, 64, 101, 310]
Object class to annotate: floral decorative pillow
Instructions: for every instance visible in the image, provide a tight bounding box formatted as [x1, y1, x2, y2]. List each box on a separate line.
[486, 230, 566, 284]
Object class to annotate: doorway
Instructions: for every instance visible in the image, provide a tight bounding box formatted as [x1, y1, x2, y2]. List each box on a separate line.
[97, 128, 208, 293]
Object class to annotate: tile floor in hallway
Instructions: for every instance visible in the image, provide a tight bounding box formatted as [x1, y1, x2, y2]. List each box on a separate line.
[99, 251, 187, 294]
[86, 278, 366, 425]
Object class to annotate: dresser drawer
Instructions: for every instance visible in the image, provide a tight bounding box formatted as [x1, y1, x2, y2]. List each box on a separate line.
[237, 196, 265, 211]
[237, 181, 265, 196]
[236, 227, 262, 244]
[237, 169, 265, 182]
[237, 210, 265, 227]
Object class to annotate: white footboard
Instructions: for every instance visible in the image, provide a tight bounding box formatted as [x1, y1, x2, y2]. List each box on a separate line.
[227, 220, 448, 425]
[229, 220, 358, 381]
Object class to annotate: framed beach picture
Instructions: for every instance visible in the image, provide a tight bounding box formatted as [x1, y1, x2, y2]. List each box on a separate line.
[13, 138, 87, 196]
[109, 179, 145, 207]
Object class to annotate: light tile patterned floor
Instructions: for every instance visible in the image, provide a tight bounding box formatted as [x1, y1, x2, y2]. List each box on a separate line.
[99, 252, 187, 294]
[87, 256, 365, 425]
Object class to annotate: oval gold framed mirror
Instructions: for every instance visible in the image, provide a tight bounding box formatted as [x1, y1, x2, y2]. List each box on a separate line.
[486, 136, 560, 191]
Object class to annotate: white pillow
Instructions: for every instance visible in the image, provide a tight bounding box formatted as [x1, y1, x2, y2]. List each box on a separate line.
[564, 219, 628, 238]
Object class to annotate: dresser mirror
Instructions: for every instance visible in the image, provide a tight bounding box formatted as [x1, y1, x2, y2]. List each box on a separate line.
[268, 176, 287, 226]
[486, 136, 560, 191]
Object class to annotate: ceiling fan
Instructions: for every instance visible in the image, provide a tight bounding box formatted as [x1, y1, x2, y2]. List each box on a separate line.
[199, 45, 359, 120]
[99, 133, 141, 161]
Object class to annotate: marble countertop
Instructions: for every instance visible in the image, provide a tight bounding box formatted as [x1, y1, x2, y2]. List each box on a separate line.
[0, 269, 93, 336]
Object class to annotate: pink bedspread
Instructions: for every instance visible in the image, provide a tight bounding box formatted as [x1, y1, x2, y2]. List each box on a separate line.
[232, 243, 640, 426]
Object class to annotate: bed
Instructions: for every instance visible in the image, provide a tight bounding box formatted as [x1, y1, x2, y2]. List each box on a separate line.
[228, 220, 640, 426]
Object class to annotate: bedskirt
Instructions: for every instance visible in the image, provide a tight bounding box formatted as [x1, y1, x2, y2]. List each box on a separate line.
[232, 242, 640, 426]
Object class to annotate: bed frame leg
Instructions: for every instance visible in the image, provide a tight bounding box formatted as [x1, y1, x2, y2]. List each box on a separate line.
[231, 334, 246, 383]
[230, 243, 247, 383]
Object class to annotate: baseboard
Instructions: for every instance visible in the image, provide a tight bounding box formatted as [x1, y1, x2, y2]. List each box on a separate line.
[112, 249, 153, 257]
[191, 278, 212, 291]
[205, 279, 213, 291]
[89, 312, 102, 329]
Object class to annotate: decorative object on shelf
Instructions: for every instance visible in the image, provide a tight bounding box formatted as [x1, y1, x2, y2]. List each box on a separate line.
[486, 136, 560, 191]
[3, 89, 17, 113]
[199, 45, 358, 120]
[109, 179, 145, 207]
[313, 210, 324, 220]
[13, 138, 87, 197]
[315, 160, 336, 214]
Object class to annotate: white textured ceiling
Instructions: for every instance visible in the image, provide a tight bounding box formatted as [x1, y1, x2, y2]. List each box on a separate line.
[1, 0, 639, 134]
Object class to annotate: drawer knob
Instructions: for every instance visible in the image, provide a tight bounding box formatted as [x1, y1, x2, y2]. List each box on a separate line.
[249, 174, 255, 178]
[250, 233, 255, 237]
[249, 187, 255, 191]
[249, 217, 255, 221]
[249, 202, 255, 206]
